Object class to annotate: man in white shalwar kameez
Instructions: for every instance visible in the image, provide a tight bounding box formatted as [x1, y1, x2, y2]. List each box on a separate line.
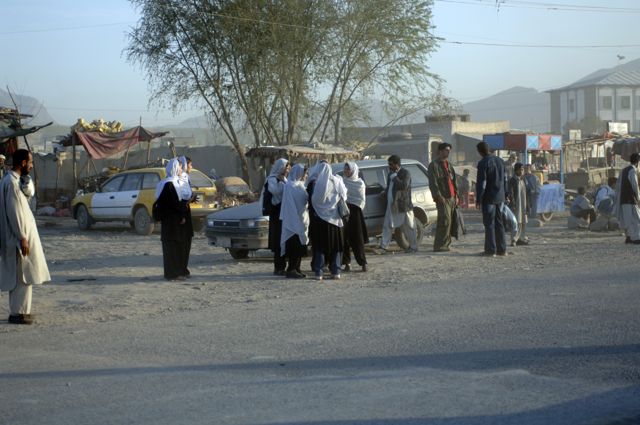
[615, 153, 640, 244]
[380, 155, 418, 252]
[0, 150, 50, 324]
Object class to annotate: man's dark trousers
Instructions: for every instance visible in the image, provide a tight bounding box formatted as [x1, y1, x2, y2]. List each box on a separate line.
[482, 202, 507, 254]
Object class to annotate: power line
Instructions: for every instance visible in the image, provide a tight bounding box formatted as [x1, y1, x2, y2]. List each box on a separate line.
[435, 0, 640, 13]
[441, 39, 640, 48]
[0, 22, 134, 36]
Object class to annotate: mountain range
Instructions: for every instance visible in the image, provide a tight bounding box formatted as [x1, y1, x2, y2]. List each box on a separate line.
[5, 57, 640, 137]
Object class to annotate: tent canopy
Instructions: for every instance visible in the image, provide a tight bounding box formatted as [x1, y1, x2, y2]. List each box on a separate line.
[61, 126, 169, 159]
[483, 132, 562, 151]
[246, 144, 360, 162]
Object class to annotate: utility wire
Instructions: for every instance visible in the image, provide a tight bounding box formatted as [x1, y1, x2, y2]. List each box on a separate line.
[435, 0, 640, 13]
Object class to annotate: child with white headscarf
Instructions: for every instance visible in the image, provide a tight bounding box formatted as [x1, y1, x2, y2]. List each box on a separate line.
[309, 162, 347, 280]
[341, 161, 368, 272]
[279, 164, 309, 278]
[154, 158, 193, 281]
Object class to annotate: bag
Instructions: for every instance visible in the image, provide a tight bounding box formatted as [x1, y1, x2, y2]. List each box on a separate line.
[338, 196, 350, 220]
[451, 206, 466, 240]
[500, 203, 518, 234]
[261, 180, 274, 216]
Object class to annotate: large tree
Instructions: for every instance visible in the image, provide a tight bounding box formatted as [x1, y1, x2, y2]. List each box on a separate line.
[126, 0, 444, 180]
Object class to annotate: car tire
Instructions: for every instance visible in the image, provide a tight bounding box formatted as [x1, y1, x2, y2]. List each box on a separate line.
[192, 218, 205, 232]
[394, 217, 424, 250]
[134, 207, 155, 236]
[229, 248, 249, 260]
[76, 204, 92, 230]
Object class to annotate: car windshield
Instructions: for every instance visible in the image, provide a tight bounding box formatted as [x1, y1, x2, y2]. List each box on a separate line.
[189, 170, 214, 188]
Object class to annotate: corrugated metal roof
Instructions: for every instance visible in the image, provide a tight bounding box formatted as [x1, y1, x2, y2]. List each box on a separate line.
[551, 70, 640, 91]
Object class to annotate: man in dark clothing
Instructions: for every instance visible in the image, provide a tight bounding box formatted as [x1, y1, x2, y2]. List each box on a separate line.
[427, 143, 458, 252]
[523, 164, 541, 219]
[475, 142, 507, 256]
[615, 153, 640, 243]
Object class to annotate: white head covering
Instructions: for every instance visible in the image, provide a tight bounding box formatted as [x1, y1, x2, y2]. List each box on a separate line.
[311, 162, 347, 227]
[177, 156, 192, 201]
[155, 158, 182, 201]
[306, 160, 327, 186]
[279, 164, 309, 255]
[343, 161, 365, 210]
[269, 158, 289, 178]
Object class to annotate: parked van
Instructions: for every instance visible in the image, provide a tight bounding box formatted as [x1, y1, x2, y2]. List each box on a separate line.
[205, 158, 437, 259]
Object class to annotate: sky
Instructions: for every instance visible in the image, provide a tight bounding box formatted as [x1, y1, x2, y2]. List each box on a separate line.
[1, 0, 639, 128]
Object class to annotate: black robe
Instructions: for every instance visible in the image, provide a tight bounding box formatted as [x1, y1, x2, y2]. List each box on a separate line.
[155, 183, 192, 279]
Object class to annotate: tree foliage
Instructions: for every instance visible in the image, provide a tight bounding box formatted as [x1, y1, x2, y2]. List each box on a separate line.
[126, 0, 445, 179]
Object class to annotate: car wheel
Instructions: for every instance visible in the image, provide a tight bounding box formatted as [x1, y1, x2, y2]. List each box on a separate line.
[394, 217, 424, 250]
[192, 218, 205, 232]
[76, 205, 92, 230]
[229, 248, 249, 260]
[134, 208, 155, 235]
[539, 212, 554, 222]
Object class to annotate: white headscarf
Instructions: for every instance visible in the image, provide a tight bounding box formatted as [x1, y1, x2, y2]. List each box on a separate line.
[279, 164, 309, 255]
[306, 160, 327, 187]
[343, 161, 365, 210]
[155, 158, 182, 201]
[177, 156, 192, 201]
[269, 158, 289, 178]
[311, 162, 347, 227]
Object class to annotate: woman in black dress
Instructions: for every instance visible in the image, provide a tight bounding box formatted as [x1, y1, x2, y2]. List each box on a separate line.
[342, 161, 368, 272]
[154, 158, 191, 281]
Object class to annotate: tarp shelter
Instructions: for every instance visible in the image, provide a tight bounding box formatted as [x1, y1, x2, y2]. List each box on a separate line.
[60, 125, 169, 194]
[482, 133, 562, 151]
[612, 136, 640, 161]
[61, 126, 168, 159]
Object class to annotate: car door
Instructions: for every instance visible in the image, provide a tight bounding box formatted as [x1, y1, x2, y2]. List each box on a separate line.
[360, 166, 388, 235]
[113, 173, 143, 218]
[92, 174, 126, 218]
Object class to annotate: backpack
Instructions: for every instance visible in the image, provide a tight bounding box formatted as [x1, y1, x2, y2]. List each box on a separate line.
[261, 179, 273, 216]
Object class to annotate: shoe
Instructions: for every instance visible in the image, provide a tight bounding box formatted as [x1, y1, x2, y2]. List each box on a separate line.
[362, 264, 368, 272]
[343, 264, 351, 272]
[185, 268, 191, 277]
[377, 246, 389, 255]
[166, 276, 186, 281]
[625, 236, 632, 244]
[296, 270, 307, 278]
[8, 314, 34, 325]
[633, 240, 640, 245]
[479, 252, 496, 257]
[516, 240, 529, 246]
[511, 241, 516, 247]
[286, 270, 306, 279]
[433, 247, 449, 252]
[331, 274, 341, 280]
[315, 274, 323, 281]
[406, 248, 419, 253]
[273, 269, 286, 276]
[496, 251, 508, 256]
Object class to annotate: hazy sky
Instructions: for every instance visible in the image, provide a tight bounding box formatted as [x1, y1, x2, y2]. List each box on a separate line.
[2, 0, 639, 127]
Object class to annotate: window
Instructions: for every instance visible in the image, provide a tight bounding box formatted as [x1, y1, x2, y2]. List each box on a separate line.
[569, 98, 575, 113]
[101, 175, 125, 193]
[189, 170, 214, 188]
[361, 167, 386, 195]
[600, 96, 612, 110]
[142, 173, 160, 189]
[121, 173, 142, 191]
[403, 164, 429, 188]
[619, 95, 631, 110]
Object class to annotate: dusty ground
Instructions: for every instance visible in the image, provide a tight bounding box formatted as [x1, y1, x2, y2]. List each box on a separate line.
[1, 211, 639, 424]
[0, 211, 633, 328]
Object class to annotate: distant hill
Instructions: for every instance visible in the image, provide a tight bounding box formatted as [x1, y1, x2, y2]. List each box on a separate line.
[462, 86, 549, 133]
[0, 88, 56, 126]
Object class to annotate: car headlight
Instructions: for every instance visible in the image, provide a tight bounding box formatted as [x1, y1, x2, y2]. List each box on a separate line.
[240, 218, 269, 228]
[207, 218, 214, 227]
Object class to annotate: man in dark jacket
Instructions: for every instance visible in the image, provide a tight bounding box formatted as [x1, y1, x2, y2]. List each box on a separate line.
[380, 155, 418, 252]
[427, 143, 458, 252]
[476, 142, 507, 256]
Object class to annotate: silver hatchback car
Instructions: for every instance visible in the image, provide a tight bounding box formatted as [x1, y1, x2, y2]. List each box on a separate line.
[205, 158, 437, 259]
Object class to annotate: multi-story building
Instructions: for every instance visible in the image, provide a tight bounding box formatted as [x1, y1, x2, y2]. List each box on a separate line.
[549, 67, 640, 135]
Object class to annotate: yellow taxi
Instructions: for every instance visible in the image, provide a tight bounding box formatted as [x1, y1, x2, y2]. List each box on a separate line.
[71, 167, 219, 235]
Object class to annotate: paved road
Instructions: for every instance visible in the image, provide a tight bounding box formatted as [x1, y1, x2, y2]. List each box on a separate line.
[1, 214, 639, 425]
